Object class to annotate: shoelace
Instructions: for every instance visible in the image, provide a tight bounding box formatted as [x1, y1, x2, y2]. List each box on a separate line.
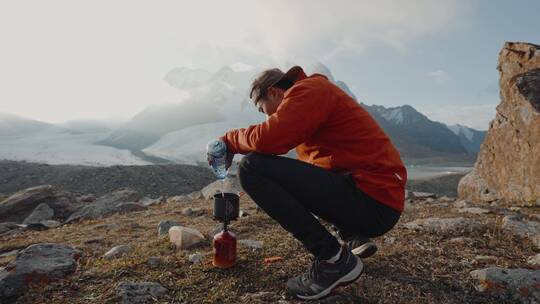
[303, 258, 322, 283]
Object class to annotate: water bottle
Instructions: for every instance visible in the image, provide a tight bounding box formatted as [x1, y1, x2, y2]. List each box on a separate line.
[206, 139, 228, 179]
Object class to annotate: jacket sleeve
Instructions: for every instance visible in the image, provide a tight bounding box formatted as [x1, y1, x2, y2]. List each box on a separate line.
[220, 82, 331, 155]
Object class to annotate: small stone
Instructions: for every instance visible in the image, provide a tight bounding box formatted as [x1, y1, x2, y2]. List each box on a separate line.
[147, 256, 161, 268]
[454, 200, 469, 208]
[188, 253, 203, 264]
[239, 209, 249, 217]
[411, 191, 437, 199]
[509, 206, 522, 212]
[181, 207, 204, 216]
[238, 239, 263, 250]
[532, 234, 540, 249]
[528, 253, 540, 266]
[103, 245, 132, 260]
[117, 281, 167, 304]
[384, 236, 396, 244]
[157, 220, 181, 236]
[458, 207, 491, 215]
[169, 226, 205, 249]
[140, 196, 165, 207]
[473, 255, 497, 263]
[449, 237, 473, 244]
[241, 291, 277, 302]
[425, 198, 435, 203]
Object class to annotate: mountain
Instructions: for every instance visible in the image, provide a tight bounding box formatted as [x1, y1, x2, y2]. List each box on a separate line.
[98, 65, 263, 150]
[446, 124, 487, 154]
[0, 113, 54, 136]
[60, 119, 111, 134]
[361, 104, 473, 157]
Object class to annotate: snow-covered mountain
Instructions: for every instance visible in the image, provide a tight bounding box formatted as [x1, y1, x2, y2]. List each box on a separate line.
[361, 104, 483, 157]
[447, 124, 487, 154]
[0, 112, 55, 136]
[1, 63, 486, 166]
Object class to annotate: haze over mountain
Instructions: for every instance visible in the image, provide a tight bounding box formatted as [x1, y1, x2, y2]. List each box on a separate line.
[0, 63, 486, 166]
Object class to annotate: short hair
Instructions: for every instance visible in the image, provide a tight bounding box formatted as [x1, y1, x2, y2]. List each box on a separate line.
[249, 68, 284, 104]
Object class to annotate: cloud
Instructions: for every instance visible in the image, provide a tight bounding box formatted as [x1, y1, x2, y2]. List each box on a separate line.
[427, 70, 449, 84]
[0, 0, 468, 123]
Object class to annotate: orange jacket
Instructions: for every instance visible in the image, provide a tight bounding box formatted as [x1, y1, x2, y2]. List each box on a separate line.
[221, 67, 407, 212]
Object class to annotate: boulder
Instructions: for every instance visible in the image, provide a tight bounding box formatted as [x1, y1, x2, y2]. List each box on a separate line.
[116, 281, 167, 304]
[169, 226, 205, 249]
[459, 42, 540, 206]
[0, 185, 80, 223]
[470, 267, 540, 303]
[22, 203, 54, 224]
[66, 189, 142, 223]
[502, 215, 540, 238]
[404, 217, 483, 233]
[0, 243, 82, 303]
[157, 220, 181, 236]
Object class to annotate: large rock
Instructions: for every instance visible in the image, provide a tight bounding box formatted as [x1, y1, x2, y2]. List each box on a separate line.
[502, 215, 540, 238]
[103, 245, 132, 260]
[66, 189, 142, 223]
[470, 267, 540, 303]
[22, 203, 54, 224]
[0, 185, 80, 223]
[458, 42, 540, 205]
[116, 281, 167, 304]
[0, 243, 82, 303]
[404, 217, 483, 233]
[169, 226, 205, 249]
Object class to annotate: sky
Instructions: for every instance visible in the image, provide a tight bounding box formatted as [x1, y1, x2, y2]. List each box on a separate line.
[0, 0, 539, 130]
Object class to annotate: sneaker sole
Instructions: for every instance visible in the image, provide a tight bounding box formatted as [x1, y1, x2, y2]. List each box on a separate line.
[351, 242, 377, 258]
[295, 256, 364, 301]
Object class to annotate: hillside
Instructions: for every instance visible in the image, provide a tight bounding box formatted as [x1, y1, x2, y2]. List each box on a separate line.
[0, 160, 214, 197]
[1, 186, 538, 303]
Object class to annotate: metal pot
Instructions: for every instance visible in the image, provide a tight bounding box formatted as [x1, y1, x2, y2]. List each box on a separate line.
[213, 192, 239, 222]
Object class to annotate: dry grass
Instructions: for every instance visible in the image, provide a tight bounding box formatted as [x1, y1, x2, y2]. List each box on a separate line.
[1, 196, 538, 304]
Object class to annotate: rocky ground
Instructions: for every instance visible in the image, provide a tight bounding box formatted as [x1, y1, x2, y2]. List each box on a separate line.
[1, 184, 539, 303]
[0, 160, 214, 197]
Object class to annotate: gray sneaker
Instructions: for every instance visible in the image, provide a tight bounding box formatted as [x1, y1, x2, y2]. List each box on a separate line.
[286, 246, 364, 300]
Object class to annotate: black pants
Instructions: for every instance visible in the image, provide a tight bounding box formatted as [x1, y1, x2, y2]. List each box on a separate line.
[237, 152, 401, 260]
